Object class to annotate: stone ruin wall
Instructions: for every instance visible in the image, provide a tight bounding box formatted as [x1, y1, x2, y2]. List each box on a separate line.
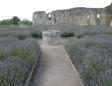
[33, 3, 112, 28]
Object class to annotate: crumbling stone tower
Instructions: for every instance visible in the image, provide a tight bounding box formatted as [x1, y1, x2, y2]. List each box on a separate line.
[33, 3, 112, 28]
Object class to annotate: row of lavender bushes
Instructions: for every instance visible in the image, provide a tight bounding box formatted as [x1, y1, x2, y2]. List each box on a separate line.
[65, 34, 112, 86]
[0, 26, 40, 86]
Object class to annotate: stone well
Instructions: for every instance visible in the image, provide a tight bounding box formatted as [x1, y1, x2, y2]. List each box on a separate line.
[42, 30, 61, 45]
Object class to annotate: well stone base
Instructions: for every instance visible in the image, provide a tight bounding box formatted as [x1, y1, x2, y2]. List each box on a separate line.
[42, 30, 61, 45]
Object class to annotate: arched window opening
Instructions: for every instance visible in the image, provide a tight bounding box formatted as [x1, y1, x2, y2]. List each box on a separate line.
[110, 20, 112, 26]
[54, 19, 56, 24]
[97, 13, 100, 19]
[53, 14, 56, 17]
[35, 15, 37, 19]
[87, 15, 90, 19]
[71, 14, 74, 17]
[47, 13, 52, 20]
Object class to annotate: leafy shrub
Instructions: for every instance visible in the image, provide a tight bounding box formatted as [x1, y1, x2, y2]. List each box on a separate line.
[16, 34, 27, 40]
[0, 19, 12, 25]
[75, 32, 84, 38]
[21, 19, 32, 27]
[0, 16, 32, 26]
[61, 32, 74, 37]
[31, 31, 42, 38]
[37, 31, 42, 38]
[31, 31, 38, 38]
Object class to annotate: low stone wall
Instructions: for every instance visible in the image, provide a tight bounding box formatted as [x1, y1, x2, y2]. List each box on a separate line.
[25, 51, 41, 86]
[42, 30, 61, 45]
[62, 46, 84, 86]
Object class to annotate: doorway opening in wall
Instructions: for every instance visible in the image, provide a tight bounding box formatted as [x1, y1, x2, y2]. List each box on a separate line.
[97, 13, 100, 19]
[87, 15, 90, 19]
[35, 15, 37, 19]
[54, 19, 56, 24]
[47, 13, 52, 20]
[97, 13, 101, 25]
[110, 20, 112, 26]
[87, 14, 90, 25]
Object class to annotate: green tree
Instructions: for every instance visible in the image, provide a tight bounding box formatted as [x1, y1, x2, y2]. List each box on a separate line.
[11, 16, 20, 25]
[0, 19, 12, 25]
[21, 19, 32, 26]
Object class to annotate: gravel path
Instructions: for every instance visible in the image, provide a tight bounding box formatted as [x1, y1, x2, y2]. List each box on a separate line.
[30, 40, 83, 86]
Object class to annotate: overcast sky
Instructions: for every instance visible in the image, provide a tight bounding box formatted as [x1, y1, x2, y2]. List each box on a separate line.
[0, 0, 111, 21]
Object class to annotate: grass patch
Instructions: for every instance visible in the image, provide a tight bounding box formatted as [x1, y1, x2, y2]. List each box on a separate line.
[8, 48, 33, 63]
[0, 25, 10, 28]
[0, 48, 34, 63]
[48, 28, 55, 30]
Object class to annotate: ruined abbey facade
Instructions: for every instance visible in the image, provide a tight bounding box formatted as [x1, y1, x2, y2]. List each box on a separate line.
[33, 3, 112, 28]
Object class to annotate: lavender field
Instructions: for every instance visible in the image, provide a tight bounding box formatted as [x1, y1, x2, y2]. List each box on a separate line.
[0, 25, 112, 86]
[0, 26, 40, 86]
[65, 33, 112, 86]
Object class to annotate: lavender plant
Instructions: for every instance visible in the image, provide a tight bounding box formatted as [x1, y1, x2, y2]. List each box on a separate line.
[0, 57, 31, 86]
[65, 34, 112, 86]
[0, 32, 40, 86]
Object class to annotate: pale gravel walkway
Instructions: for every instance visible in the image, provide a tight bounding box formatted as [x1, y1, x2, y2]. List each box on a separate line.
[30, 40, 84, 86]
